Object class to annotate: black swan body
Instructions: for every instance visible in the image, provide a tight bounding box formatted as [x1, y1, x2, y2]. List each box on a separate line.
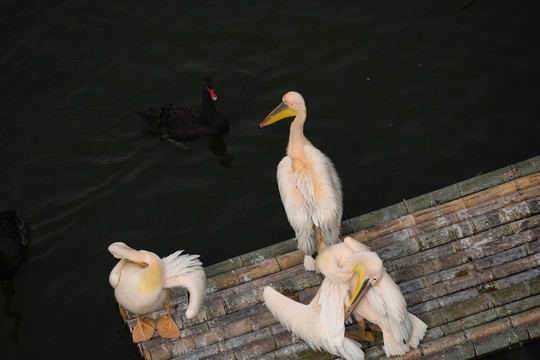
[138, 77, 229, 139]
[0, 210, 30, 281]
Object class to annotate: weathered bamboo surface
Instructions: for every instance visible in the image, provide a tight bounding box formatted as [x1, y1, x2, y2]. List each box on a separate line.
[118, 155, 540, 360]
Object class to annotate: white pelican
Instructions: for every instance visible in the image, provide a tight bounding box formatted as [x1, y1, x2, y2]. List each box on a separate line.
[316, 237, 427, 357]
[260, 91, 343, 270]
[108, 242, 206, 343]
[263, 237, 426, 359]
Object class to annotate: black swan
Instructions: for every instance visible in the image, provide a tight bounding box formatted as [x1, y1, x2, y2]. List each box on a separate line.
[138, 77, 229, 139]
[0, 210, 30, 281]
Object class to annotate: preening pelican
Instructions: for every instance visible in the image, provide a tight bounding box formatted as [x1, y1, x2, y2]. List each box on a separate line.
[263, 237, 426, 359]
[260, 91, 343, 271]
[108, 242, 206, 343]
[316, 237, 427, 357]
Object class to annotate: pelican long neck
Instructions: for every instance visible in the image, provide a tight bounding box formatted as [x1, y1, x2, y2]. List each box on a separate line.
[287, 109, 309, 158]
[317, 247, 380, 283]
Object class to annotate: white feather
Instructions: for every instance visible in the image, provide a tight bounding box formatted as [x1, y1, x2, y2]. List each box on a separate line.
[277, 157, 315, 254]
[318, 239, 428, 357]
[303, 145, 342, 245]
[162, 250, 203, 279]
[161, 251, 206, 319]
[264, 280, 364, 360]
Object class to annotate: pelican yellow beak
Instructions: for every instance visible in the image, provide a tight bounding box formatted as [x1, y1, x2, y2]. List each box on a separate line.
[344, 264, 372, 320]
[131, 260, 149, 267]
[260, 101, 297, 127]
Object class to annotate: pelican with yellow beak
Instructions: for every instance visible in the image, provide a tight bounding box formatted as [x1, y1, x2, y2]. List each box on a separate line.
[108, 242, 206, 343]
[263, 237, 426, 359]
[317, 237, 427, 357]
[260, 91, 343, 271]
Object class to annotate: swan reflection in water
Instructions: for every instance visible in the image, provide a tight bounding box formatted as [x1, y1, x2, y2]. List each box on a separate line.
[142, 130, 235, 169]
[2, 281, 23, 345]
[207, 135, 234, 169]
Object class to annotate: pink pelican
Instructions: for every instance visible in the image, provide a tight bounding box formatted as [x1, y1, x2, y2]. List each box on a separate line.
[108, 242, 206, 343]
[263, 237, 426, 358]
[316, 237, 427, 357]
[260, 91, 343, 271]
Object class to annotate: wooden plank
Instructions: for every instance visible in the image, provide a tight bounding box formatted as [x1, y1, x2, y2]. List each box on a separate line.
[363, 214, 415, 240]
[513, 155, 540, 177]
[463, 181, 518, 209]
[275, 250, 303, 270]
[234, 258, 280, 284]
[348, 202, 408, 233]
[458, 166, 516, 196]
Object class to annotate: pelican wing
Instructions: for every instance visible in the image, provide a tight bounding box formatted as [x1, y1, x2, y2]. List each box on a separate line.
[277, 156, 315, 254]
[162, 251, 207, 319]
[364, 285, 388, 318]
[264, 280, 364, 360]
[303, 145, 343, 245]
[317, 279, 348, 337]
[365, 271, 413, 345]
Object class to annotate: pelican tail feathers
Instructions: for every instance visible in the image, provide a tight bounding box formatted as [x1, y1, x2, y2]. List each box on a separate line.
[162, 251, 206, 319]
[408, 313, 427, 349]
[162, 251, 202, 276]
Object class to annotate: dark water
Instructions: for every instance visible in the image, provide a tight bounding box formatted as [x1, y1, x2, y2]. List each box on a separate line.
[1, 1, 539, 358]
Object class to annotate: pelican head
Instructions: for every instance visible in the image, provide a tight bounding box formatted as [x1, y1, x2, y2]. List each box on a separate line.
[316, 240, 383, 319]
[260, 91, 306, 127]
[109, 242, 161, 269]
[108, 242, 166, 315]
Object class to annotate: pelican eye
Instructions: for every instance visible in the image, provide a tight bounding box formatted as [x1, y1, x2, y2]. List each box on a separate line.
[283, 99, 288, 105]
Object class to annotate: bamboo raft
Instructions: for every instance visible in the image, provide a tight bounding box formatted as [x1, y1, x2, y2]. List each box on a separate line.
[118, 155, 540, 360]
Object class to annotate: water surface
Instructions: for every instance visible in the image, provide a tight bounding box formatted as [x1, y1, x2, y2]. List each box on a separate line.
[1, 1, 539, 358]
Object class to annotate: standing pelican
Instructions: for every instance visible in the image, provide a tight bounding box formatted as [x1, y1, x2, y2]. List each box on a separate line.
[260, 91, 343, 270]
[316, 237, 427, 357]
[108, 242, 206, 343]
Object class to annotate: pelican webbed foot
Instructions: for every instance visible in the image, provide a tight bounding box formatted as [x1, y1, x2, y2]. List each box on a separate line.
[156, 303, 180, 339]
[133, 316, 156, 343]
[345, 319, 375, 342]
[368, 322, 382, 333]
